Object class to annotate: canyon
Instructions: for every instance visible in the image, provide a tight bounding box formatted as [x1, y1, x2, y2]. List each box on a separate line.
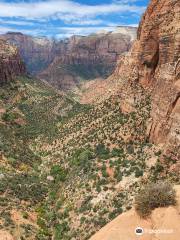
[0, 0, 179, 239]
[80, 0, 180, 160]
[39, 27, 136, 91]
[1, 26, 136, 91]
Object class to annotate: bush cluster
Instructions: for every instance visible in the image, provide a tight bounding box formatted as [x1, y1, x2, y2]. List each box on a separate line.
[135, 181, 176, 218]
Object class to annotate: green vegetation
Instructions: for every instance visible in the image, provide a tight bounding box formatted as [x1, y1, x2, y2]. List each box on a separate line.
[57, 63, 114, 81]
[1, 77, 175, 240]
[95, 143, 110, 159]
[70, 148, 94, 169]
[135, 181, 176, 218]
[0, 173, 48, 203]
[50, 165, 67, 182]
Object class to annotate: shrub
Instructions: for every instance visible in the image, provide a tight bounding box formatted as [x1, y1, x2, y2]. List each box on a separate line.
[135, 168, 143, 178]
[101, 164, 108, 178]
[80, 216, 86, 224]
[54, 222, 70, 239]
[79, 196, 93, 213]
[50, 165, 67, 182]
[111, 148, 123, 157]
[135, 181, 176, 218]
[155, 150, 162, 156]
[71, 148, 94, 170]
[2, 111, 18, 122]
[95, 144, 109, 157]
[0, 174, 48, 203]
[114, 170, 123, 182]
[126, 145, 134, 154]
[22, 212, 29, 219]
[108, 209, 121, 220]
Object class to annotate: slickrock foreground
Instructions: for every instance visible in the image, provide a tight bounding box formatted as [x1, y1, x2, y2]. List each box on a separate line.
[90, 186, 180, 240]
[0, 230, 14, 240]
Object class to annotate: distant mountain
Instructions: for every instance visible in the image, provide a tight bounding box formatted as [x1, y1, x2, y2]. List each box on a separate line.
[0, 26, 137, 91]
[38, 27, 137, 91]
[0, 32, 56, 75]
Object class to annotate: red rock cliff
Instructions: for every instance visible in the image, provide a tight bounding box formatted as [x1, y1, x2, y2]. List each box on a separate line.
[0, 40, 25, 85]
[38, 27, 136, 91]
[1, 32, 55, 75]
[112, 0, 180, 154]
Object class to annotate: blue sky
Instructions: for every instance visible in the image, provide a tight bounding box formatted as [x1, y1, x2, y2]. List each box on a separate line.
[0, 0, 149, 38]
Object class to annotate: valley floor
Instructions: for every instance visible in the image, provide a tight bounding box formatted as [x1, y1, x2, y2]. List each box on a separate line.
[0, 77, 179, 240]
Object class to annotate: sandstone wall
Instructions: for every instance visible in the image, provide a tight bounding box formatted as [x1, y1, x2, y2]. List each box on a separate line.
[38, 30, 136, 91]
[0, 40, 25, 85]
[1, 32, 55, 75]
[112, 0, 180, 154]
[1, 29, 136, 91]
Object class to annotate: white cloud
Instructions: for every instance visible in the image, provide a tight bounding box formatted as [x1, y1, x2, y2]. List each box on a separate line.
[0, 0, 145, 19]
[0, 25, 45, 36]
[0, 1, 144, 38]
[60, 17, 104, 26]
[0, 19, 35, 26]
[0, 26, 16, 34]
[56, 26, 116, 38]
[126, 23, 138, 27]
[113, 0, 139, 3]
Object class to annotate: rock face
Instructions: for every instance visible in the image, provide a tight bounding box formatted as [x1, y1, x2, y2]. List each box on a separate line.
[111, 0, 180, 154]
[0, 27, 136, 91]
[0, 39, 25, 85]
[136, 0, 180, 151]
[38, 27, 137, 91]
[1, 32, 55, 75]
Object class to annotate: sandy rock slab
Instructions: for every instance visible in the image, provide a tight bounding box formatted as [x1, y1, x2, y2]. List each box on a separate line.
[89, 209, 152, 240]
[0, 230, 14, 240]
[90, 186, 180, 240]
